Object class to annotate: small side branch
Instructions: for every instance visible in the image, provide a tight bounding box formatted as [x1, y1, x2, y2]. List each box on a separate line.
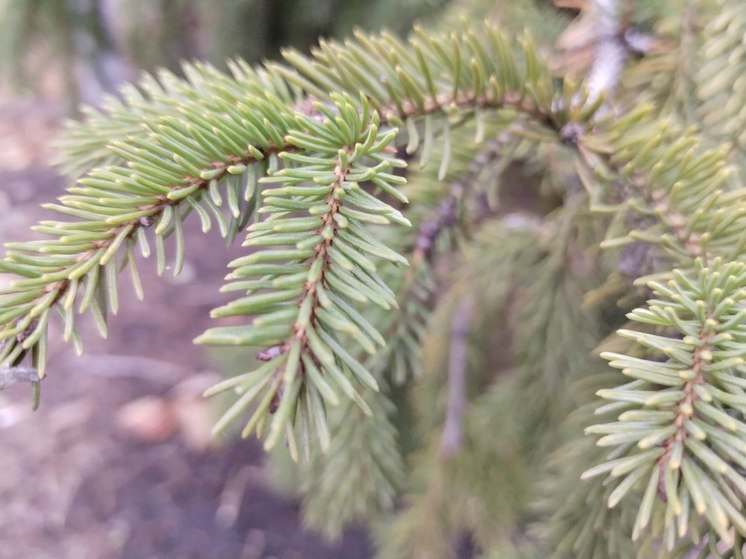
[414, 135, 507, 263]
[587, 0, 626, 102]
[0, 366, 41, 410]
[0, 366, 39, 390]
[439, 295, 472, 458]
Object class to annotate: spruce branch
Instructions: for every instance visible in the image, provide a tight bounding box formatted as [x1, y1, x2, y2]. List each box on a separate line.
[383, 208, 595, 557]
[299, 132, 543, 538]
[0, 121, 272, 380]
[413, 135, 506, 262]
[2, 25, 591, 392]
[662, 0, 699, 122]
[289, 154, 513, 529]
[196, 94, 412, 452]
[585, 258, 746, 548]
[376, 132, 510, 385]
[55, 59, 298, 178]
[576, 107, 735, 269]
[57, 25, 562, 183]
[536, 394, 639, 559]
[4, 21, 746, 554]
[693, 0, 746, 184]
[300, 382, 405, 540]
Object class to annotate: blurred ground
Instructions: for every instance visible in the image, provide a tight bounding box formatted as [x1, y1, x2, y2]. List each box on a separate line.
[0, 99, 370, 559]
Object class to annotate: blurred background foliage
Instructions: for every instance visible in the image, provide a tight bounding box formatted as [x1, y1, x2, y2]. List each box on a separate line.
[0, 0, 450, 112]
[0, 0, 675, 110]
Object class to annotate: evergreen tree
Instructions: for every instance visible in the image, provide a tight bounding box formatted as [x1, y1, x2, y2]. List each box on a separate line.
[4, 1, 746, 557]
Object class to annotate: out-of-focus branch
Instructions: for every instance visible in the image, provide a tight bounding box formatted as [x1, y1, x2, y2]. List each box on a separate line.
[414, 135, 508, 263]
[439, 295, 472, 458]
[586, 0, 625, 101]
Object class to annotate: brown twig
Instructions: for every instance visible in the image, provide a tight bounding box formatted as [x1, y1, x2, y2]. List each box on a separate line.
[413, 135, 508, 264]
[0, 366, 39, 390]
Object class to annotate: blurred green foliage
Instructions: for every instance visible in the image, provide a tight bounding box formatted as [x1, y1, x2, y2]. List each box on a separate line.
[0, 0, 448, 109]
